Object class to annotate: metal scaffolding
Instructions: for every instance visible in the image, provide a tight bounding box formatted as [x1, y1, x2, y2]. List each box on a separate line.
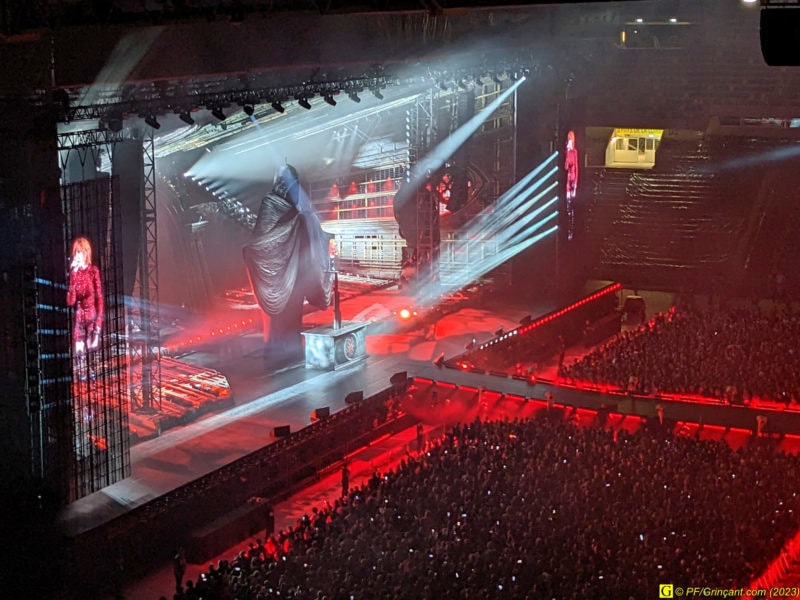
[404, 89, 441, 285]
[133, 131, 161, 410]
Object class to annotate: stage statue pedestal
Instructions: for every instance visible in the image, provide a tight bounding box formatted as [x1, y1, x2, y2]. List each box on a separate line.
[301, 321, 368, 370]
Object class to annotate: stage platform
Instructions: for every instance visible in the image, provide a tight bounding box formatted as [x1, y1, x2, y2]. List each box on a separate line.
[129, 357, 234, 443]
[59, 285, 800, 541]
[58, 285, 538, 536]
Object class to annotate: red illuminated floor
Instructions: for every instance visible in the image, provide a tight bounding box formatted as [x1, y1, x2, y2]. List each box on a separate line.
[60, 284, 546, 538]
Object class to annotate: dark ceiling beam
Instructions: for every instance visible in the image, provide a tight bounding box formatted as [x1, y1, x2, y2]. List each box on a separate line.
[0, 0, 648, 34]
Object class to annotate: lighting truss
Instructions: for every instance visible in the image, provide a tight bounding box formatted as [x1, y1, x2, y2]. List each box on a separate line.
[57, 128, 127, 150]
[53, 73, 398, 124]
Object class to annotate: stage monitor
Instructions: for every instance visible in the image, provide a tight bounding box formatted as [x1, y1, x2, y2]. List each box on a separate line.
[313, 407, 331, 420]
[390, 371, 408, 386]
[344, 391, 364, 404]
[273, 425, 291, 438]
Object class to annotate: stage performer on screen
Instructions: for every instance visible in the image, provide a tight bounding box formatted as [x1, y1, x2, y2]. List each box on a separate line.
[67, 236, 104, 379]
[243, 164, 333, 362]
[564, 130, 579, 240]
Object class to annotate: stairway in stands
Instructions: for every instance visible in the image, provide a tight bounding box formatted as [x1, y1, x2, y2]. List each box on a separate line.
[583, 136, 765, 291]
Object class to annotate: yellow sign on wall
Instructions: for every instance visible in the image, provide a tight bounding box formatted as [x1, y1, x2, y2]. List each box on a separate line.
[612, 128, 664, 138]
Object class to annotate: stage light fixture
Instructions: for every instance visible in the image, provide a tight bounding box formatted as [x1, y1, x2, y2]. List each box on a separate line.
[348, 90, 361, 103]
[179, 111, 194, 125]
[211, 107, 226, 121]
[243, 104, 255, 116]
[433, 354, 445, 368]
[105, 111, 123, 132]
[298, 96, 312, 110]
[324, 94, 337, 107]
[270, 100, 285, 113]
[371, 88, 384, 100]
[144, 114, 160, 129]
[494, 327, 504, 337]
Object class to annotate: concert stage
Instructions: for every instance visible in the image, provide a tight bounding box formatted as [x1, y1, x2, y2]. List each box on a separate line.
[61, 283, 800, 541]
[59, 283, 537, 537]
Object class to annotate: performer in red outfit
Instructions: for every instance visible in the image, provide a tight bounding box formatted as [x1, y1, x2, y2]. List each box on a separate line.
[564, 130, 579, 240]
[67, 237, 104, 369]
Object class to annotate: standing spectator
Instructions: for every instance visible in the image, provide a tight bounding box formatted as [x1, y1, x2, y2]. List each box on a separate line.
[172, 547, 186, 593]
[341, 459, 350, 498]
[756, 414, 768, 438]
[264, 503, 275, 537]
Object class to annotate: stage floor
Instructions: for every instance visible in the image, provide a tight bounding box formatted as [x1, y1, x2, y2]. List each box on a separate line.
[59, 284, 550, 537]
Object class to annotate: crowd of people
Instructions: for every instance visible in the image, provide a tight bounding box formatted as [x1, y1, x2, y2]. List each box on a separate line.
[163, 414, 800, 599]
[560, 302, 800, 404]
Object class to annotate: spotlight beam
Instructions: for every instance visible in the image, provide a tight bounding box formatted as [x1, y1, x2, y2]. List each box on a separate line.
[408, 151, 558, 306]
[408, 77, 526, 191]
[417, 224, 559, 300]
[220, 93, 423, 156]
[502, 209, 559, 249]
[492, 199, 559, 248]
[468, 177, 558, 240]
[439, 154, 558, 242]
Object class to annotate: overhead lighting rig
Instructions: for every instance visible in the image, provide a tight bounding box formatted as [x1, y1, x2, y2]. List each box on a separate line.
[50, 72, 395, 124]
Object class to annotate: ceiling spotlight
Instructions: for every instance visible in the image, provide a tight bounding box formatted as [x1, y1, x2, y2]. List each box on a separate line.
[144, 114, 160, 129]
[324, 94, 337, 107]
[298, 96, 311, 110]
[371, 88, 384, 100]
[243, 104, 255, 116]
[179, 111, 194, 125]
[270, 100, 285, 113]
[211, 107, 226, 121]
[348, 91, 361, 103]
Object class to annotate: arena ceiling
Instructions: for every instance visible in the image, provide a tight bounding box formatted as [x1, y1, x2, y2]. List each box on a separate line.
[1, 0, 648, 33]
[0, 1, 753, 133]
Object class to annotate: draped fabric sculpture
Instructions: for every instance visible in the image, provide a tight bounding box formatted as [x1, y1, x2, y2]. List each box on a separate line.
[243, 165, 333, 360]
